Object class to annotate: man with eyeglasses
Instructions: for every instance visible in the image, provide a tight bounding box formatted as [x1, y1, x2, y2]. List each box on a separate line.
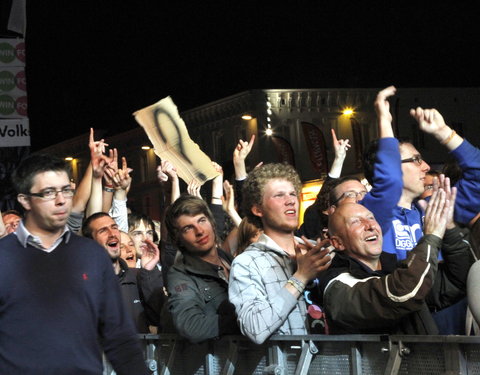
[362, 104, 480, 263]
[326, 86, 404, 247]
[0, 153, 149, 374]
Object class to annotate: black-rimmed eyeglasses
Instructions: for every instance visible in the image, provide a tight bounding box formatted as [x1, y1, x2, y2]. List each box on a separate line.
[25, 187, 75, 200]
[331, 190, 367, 206]
[401, 155, 424, 166]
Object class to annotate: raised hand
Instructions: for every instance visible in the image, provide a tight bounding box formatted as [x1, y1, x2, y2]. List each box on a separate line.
[187, 179, 202, 198]
[233, 134, 255, 180]
[141, 239, 160, 271]
[222, 180, 242, 226]
[418, 174, 457, 231]
[422, 177, 457, 239]
[110, 156, 132, 192]
[374, 86, 396, 138]
[233, 134, 255, 163]
[409, 107, 448, 135]
[222, 180, 235, 213]
[89, 128, 110, 178]
[157, 159, 178, 182]
[88, 128, 108, 160]
[331, 128, 351, 160]
[293, 237, 332, 284]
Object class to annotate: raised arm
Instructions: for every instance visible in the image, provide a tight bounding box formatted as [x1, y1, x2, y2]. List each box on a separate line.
[157, 160, 180, 204]
[328, 129, 351, 178]
[85, 149, 111, 218]
[107, 156, 132, 233]
[410, 107, 463, 151]
[233, 135, 255, 181]
[375, 85, 396, 138]
[102, 148, 119, 213]
[361, 86, 403, 232]
[222, 180, 241, 227]
[71, 128, 104, 214]
[210, 162, 223, 206]
[410, 107, 480, 225]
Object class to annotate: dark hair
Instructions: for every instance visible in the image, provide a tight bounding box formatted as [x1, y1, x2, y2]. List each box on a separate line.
[11, 153, 71, 194]
[82, 212, 111, 239]
[364, 138, 413, 184]
[328, 176, 362, 207]
[128, 212, 157, 242]
[311, 178, 340, 213]
[128, 212, 154, 231]
[1, 209, 22, 219]
[363, 139, 378, 186]
[164, 195, 217, 251]
[443, 157, 463, 186]
[427, 169, 441, 177]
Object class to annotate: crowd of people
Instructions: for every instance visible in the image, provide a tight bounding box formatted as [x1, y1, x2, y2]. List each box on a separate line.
[0, 85, 479, 373]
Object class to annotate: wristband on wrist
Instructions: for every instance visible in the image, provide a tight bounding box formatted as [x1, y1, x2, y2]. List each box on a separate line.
[290, 275, 306, 289]
[103, 186, 115, 193]
[287, 279, 304, 294]
[441, 130, 456, 145]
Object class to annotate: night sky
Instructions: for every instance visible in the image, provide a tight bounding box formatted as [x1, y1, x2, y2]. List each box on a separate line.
[24, 2, 480, 151]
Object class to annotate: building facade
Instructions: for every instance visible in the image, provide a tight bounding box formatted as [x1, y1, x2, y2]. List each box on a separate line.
[39, 87, 480, 221]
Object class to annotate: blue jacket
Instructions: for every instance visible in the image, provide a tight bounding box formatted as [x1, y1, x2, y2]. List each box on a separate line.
[450, 140, 480, 225]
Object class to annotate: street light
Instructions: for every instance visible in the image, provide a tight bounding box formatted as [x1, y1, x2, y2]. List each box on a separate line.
[342, 107, 354, 117]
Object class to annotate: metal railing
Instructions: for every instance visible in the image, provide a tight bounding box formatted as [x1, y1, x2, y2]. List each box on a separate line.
[103, 334, 480, 375]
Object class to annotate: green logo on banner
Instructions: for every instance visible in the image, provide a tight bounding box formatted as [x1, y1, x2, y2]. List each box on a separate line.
[0, 95, 15, 115]
[0, 71, 15, 91]
[0, 43, 16, 64]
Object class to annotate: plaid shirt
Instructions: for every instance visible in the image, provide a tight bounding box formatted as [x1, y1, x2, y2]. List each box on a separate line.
[229, 234, 308, 344]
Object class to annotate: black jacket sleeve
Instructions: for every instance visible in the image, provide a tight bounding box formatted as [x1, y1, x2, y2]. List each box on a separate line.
[426, 226, 474, 311]
[137, 267, 166, 328]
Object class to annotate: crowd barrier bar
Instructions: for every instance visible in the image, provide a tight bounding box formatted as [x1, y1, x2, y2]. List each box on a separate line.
[103, 334, 480, 375]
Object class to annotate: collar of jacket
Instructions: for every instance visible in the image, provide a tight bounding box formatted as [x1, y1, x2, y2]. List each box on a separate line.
[317, 250, 398, 299]
[247, 233, 304, 258]
[331, 250, 398, 278]
[175, 248, 233, 278]
[117, 257, 138, 284]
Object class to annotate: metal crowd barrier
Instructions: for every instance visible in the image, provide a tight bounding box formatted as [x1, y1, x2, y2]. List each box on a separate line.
[103, 334, 480, 375]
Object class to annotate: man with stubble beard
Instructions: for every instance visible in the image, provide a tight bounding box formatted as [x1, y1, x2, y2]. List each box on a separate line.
[83, 212, 165, 333]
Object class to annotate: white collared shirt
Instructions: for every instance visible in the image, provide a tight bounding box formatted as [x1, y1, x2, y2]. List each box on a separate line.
[15, 220, 71, 253]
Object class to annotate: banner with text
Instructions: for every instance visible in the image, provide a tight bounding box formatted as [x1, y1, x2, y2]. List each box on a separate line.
[0, 118, 30, 147]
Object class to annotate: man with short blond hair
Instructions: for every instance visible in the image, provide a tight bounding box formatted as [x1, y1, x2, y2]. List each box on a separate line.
[229, 163, 331, 344]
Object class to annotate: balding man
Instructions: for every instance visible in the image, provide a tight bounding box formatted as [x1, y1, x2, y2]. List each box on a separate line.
[316, 179, 471, 335]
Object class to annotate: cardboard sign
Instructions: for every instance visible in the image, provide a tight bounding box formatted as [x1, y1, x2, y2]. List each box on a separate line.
[134, 96, 219, 185]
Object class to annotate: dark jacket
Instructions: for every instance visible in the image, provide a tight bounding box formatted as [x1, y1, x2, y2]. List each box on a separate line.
[316, 228, 471, 335]
[127, 259, 166, 331]
[117, 259, 148, 333]
[166, 249, 239, 343]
